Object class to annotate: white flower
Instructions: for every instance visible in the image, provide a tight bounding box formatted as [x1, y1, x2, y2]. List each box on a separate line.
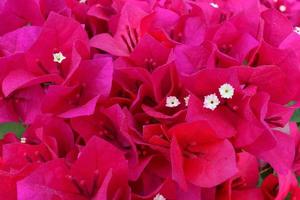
[203, 93, 220, 110]
[184, 95, 190, 106]
[279, 5, 287, 12]
[219, 83, 234, 99]
[294, 27, 300, 35]
[154, 194, 166, 200]
[210, 2, 219, 8]
[166, 96, 181, 108]
[20, 137, 27, 144]
[53, 52, 66, 63]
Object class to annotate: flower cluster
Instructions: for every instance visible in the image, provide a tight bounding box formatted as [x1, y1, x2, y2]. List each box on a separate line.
[1, 0, 300, 199]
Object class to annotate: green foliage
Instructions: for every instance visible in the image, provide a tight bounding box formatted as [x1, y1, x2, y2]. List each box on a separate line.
[257, 175, 263, 187]
[285, 192, 291, 200]
[0, 122, 25, 139]
[291, 109, 300, 123]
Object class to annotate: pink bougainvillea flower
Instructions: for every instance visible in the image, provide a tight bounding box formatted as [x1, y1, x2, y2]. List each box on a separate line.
[193, 0, 261, 36]
[0, 64, 47, 124]
[248, 41, 300, 104]
[140, 7, 180, 46]
[169, 5, 207, 46]
[168, 121, 237, 189]
[216, 152, 263, 200]
[69, 136, 130, 199]
[261, 9, 293, 47]
[280, 28, 300, 58]
[261, 0, 300, 26]
[0, 12, 90, 116]
[70, 104, 134, 150]
[183, 68, 280, 154]
[131, 178, 177, 200]
[174, 41, 217, 74]
[0, 0, 299, 199]
[129, 124, 173, 197]
[234, 65, 295, 127]
[65, 0, 114, 36]
[0, 0, 44, 36]
[70, 105, 151, 188]
[0, 0, 72, 36]
[206, 21, 259, 64]
[0, 164, 37, 200]
[114, 34, 171, 72]
[64, 56, 113, 97]
[0, 54, 27, 123]
[109, 65, 152, 110]
[42, 57, 113, 118]
[2, 68, 62, 98]
[174, 19, 260, 70]
[183, 68, 239, 138]
[17, 136, 130, 200]
[0, 26, 41, 56]
[2, 141, 55, 169]
[90, 0, 149, 56]
[0, 134, 41, 199]
[23, 115, 75, 157]
[289, 123, 300, 176]
[226, 0, 261, 36]
[41, 84, 99, 118]
[8, 86, 46, 124]
[255, 130, 295, 175]
[38, 0, 71, 18]
[0, 131, 57, 171]
[141, 62, 188, 124]
[17, 159, 86, 200]
[134, 123, 221, 200]
[21, 12, 89, 84]
[0, 95, 19, 123]
[261, 171, 297, 200]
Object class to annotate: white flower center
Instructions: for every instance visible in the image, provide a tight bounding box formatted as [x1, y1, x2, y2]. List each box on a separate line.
[20, 137, 27, 144]
[203, 93, 220, 110]
[166, 96, 181, 108]
[279, 5, 287, 12]
[154, 194, 166, 200]
[53, 52, 66, 63]
[210, 2, 219, 8]
[184, 95, 190, 106]
[294, 27, 300, 35]
[219, 83, 234, 99]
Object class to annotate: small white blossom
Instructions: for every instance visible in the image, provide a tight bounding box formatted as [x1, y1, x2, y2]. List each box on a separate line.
[279, 5, 287, 12]
[20, 137, 27, 144]
[219, 83, 234, 99]
[53, 52, 66, 63]
[210, 2, 219, 8]
[184, 95, 190, 106]
[166, 96, 181, 108]
[294, 27, 300, 35]
[203, 93, 220, 110]
[154, 194, 166, 200]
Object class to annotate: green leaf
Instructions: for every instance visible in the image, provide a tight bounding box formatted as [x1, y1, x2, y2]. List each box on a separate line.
[0, 122, 25, 139]
[242, 60, 249, 65]
[285, 192, 291, 200]
[287, 101, 297, 107]
[257, 175, 263, 187]
[291, 109, 300, 122]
